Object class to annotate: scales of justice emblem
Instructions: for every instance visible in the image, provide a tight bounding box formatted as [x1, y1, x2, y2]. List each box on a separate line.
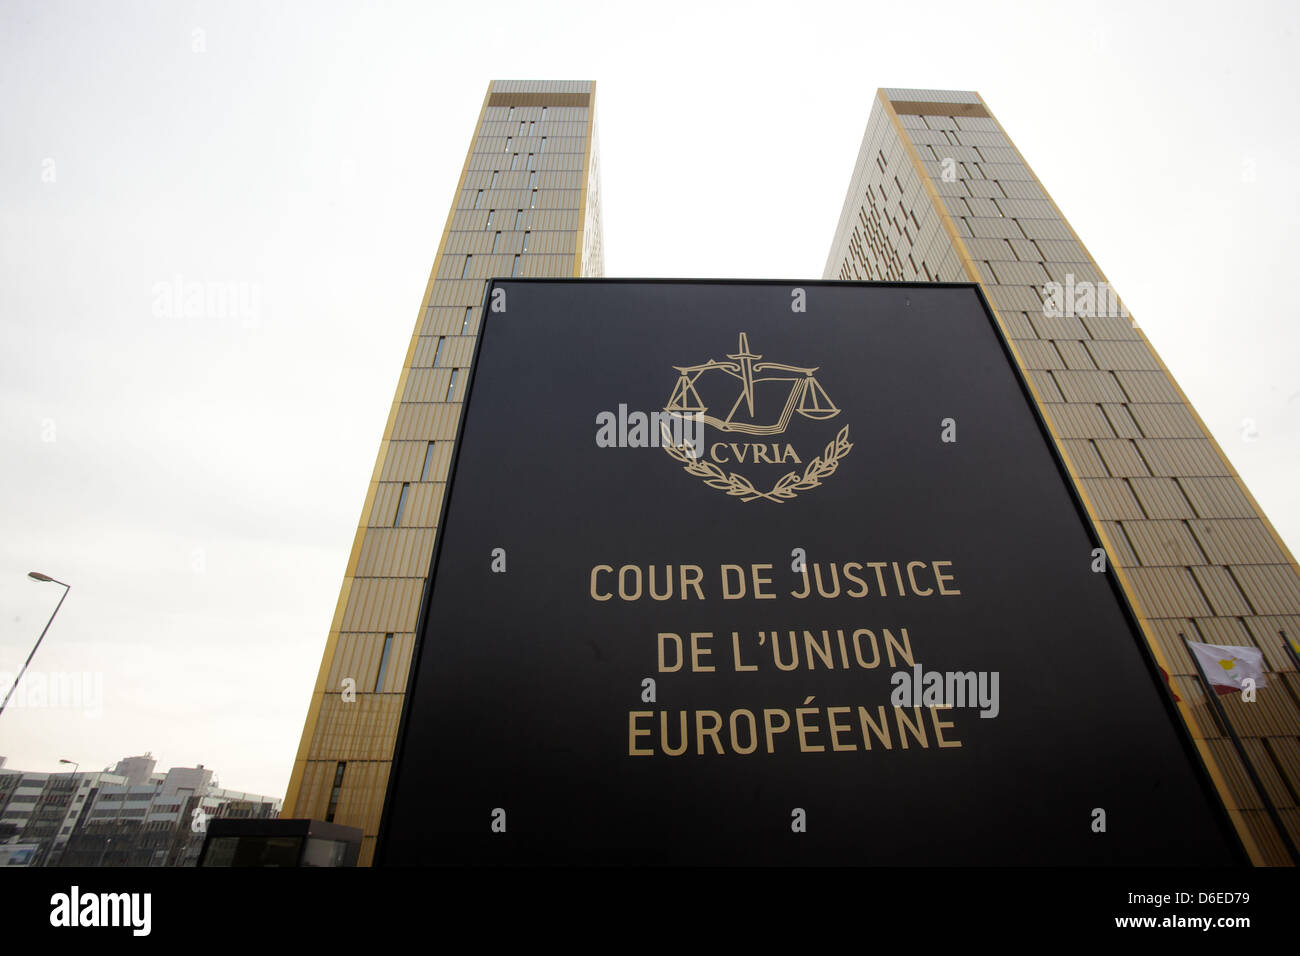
[659, 333, 853, 502]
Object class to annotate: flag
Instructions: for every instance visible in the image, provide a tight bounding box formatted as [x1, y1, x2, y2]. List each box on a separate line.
[1187, 641, 1267, 696]
[1158, 666, 1181, 703]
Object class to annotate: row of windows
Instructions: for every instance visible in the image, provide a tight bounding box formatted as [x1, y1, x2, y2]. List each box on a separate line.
[473, 192, 539, 219]
[392, 434, 454, 526]
[839, 223, 945, 284]
[506, 105, 549, 123]
[481, 171, 536, 194]
[488, 104, 588, 123]
[474, 187, 540, 211]
[474, 131, 584, 155]
[461, 254, 526, 278]
[501, 135, 548, 154]
[477, 231, 531, 254]
[496, 152, 535, 173]
[844, 176, 947, 282]
[480, 114, 588, 139]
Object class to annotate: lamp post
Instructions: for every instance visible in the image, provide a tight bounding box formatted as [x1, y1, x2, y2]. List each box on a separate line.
[0, 572, 71, 720]
[53, 757, 82, 866]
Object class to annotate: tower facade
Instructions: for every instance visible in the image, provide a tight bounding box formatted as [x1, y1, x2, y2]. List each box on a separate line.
[284, 80, 603, 864]
[826, 88, 1300, 864]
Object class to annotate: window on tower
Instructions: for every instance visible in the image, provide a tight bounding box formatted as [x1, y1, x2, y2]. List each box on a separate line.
[393, 483, 410, 527]
[325, 762, 346, 822]
[375, 634, 394, 692]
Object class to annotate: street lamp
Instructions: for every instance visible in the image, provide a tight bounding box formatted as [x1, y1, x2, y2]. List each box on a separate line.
[0, 572, 71, 720]
[52, 757, 82, 866]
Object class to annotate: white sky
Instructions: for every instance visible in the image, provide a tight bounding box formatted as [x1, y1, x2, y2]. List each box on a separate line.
[1, 0, 1297, 799]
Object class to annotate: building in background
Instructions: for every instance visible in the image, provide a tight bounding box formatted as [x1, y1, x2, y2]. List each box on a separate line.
[283, 80, 604, 864]
[58, 754, 281, 867]
[825, 88, 1300, 864]
[0, 754, 280, 866]
[0, 763, 125, 866]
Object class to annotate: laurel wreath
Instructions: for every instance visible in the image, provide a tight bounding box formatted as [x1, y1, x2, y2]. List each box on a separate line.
[660, 423, 853, 503]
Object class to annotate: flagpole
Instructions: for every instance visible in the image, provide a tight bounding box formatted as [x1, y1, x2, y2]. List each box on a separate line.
[1180, 632, 1300, 864]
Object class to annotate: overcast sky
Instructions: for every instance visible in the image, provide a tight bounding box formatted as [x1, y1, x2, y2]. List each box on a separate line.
[1, 0, 1297, 799]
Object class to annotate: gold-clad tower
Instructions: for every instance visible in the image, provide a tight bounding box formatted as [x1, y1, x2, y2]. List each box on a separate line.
[284, 80, 603, 864]
[826, 88, 1300, 865]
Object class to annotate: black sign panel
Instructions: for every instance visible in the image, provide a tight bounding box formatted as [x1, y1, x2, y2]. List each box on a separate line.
[376, 280, 1241, 865]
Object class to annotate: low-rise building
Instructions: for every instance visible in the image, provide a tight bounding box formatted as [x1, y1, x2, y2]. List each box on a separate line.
[0, 754, 281, 866]
[0, 765, 126, 865]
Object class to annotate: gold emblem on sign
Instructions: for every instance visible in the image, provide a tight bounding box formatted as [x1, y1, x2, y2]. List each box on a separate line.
[660, 333, 852, 502]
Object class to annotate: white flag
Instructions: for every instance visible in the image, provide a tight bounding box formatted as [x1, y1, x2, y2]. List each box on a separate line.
[1187, 641, 1267, 695]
